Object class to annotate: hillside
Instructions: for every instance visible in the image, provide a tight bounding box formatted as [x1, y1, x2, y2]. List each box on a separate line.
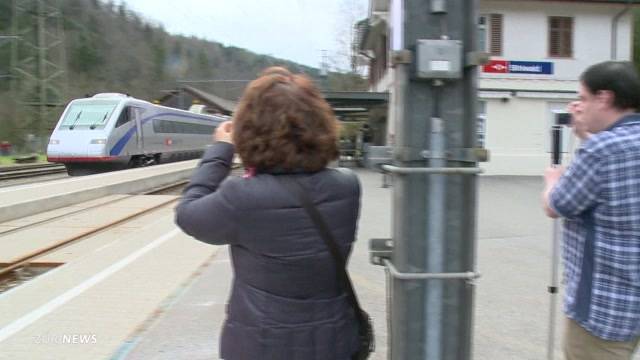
[0, 0, 366, 147]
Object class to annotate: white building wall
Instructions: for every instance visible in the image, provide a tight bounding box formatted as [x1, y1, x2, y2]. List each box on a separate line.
[480, 0, 633, 80]
[482, 97, 578, 175]
[375, 1, 635, 175]
[477, 1, 634, 174]
[484, 98, 547, 175]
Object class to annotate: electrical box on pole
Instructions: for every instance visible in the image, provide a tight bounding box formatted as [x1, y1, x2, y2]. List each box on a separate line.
[415, 40, 462, 79]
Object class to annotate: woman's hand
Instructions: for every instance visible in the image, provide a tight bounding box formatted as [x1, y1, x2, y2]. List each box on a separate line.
[214, 121, 233, 144]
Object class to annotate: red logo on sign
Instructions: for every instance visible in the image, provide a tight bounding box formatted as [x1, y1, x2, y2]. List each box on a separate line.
[483, 60, 509, 73]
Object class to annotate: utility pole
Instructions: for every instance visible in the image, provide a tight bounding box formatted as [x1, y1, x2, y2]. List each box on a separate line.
[11, 0, 67, 147]
[0, 0, 23, 143]
[371, 1, 486, 359]
[0, 34, 20, 141]
[0, 36, 19, 80]
[10, 0, 19, 97]
[320, 49, 329, 90]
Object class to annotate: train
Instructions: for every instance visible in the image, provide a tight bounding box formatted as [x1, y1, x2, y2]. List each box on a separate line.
[47, 93, 227, 175]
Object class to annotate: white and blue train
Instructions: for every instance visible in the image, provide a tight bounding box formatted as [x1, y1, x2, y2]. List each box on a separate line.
[47, 93, 227, 175]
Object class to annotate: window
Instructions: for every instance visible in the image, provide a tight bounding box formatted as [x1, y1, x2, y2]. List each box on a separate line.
[477, 101, 487, 148]
[59, 101, 118, 129]
[549, 17, 573, 58]
[479, 14, 503, 56]
[115, 107, 130, 128]
[153, 119, 216, 135]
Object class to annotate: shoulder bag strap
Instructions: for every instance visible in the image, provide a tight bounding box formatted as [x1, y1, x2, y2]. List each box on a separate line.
[278, 175, 365, 320]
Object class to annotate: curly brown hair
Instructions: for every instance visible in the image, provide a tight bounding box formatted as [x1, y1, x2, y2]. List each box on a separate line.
[232, 67, 339, 172]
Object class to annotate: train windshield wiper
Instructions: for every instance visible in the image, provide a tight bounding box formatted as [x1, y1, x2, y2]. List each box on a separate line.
[69, 111, 83, 130]
[89, 112, 109, 130]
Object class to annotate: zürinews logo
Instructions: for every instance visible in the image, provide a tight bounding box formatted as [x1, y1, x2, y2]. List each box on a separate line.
[483, 60, 553, 75]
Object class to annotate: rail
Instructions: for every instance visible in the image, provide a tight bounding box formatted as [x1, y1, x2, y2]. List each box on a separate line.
[0, 195, 180, 278]
[0, 163, 66, 181]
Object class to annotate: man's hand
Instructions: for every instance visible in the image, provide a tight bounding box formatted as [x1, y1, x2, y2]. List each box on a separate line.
[543, 166, 564, 218]
[214, 121, 233, 144]
[568, 101, 592, 140]
[544, 166, 564, 185]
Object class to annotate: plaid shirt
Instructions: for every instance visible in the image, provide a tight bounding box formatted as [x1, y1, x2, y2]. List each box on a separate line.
[550, 114, 640, 341]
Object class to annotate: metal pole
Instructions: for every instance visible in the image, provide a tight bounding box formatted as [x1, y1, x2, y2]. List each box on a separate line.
[38, 0, 47, 139]
[55, 0, 68, 112]
[547, 125, 563, 360]
[425, 85, 445, 359]
[10, 0, 19, 143]
[10, 0, 18, 97]
[390, 1, 478, 359]
[389, 9, 407, 356]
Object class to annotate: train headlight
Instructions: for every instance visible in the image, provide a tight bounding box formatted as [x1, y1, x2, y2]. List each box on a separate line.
[90, 139, 107, 145]
[49, 139, 60, 145]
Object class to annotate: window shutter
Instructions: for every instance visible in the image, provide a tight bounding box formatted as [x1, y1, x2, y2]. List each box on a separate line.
[549, 18, 559, 56]
[549, 17, 573, 57]
[489, 14, 503, 56]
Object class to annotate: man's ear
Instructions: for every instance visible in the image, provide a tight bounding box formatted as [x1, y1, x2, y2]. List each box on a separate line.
[596, 90, 615, 107]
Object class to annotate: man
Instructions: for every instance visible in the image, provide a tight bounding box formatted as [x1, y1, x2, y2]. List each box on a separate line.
[543, 61, 640, 359]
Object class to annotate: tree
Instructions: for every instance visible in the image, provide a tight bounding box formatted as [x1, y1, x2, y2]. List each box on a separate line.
[633, 9, 640, 72]
[70, 32, 102, 73]
[332, 0, 368, 74]
[328, 72, 368, 91]
[196, 48, 213, 78]
[0, 1, 11, 31]
[105, 0, 116, 14]
[152, 40, 167, 80]
[1, 0, 368, 150]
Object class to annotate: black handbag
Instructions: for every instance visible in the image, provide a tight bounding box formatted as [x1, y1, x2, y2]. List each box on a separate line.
[278, 176, 375, 360]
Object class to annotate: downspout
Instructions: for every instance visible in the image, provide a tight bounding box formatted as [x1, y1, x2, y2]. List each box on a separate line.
[611, 0, 633, 60]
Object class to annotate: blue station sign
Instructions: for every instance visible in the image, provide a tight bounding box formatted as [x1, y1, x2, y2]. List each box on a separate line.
[508, 61, 553, 75]
[483, 60, 554, 75]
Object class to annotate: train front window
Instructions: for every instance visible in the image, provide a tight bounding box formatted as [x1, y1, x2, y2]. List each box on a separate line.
[60, 102, 118, 130]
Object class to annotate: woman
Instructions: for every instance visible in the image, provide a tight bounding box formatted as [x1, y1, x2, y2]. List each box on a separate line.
[175, 67, 361, 359]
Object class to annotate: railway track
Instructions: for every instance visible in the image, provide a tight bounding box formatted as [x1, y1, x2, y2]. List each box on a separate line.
[0, 180, 188, 286]
[0, 163, 66, 181]
[0, 180, 188, 237]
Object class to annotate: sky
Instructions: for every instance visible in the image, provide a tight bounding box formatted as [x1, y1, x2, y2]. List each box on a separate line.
[120, 0, 369, 71]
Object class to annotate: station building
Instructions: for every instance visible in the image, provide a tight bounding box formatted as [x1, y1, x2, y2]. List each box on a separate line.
[357, 0, 640, 175]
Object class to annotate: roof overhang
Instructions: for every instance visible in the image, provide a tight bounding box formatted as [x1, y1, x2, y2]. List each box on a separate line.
[323, 91, 389, 109]
[181, 86, 237, 113]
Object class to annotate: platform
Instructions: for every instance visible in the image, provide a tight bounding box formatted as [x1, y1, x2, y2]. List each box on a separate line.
[0, 160, 198, 223]
[2, 170, 638, 359]
[0, 204, 216, 360]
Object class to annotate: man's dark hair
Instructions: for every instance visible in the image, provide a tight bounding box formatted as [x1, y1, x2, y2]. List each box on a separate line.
[580, 61, 640, 111]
